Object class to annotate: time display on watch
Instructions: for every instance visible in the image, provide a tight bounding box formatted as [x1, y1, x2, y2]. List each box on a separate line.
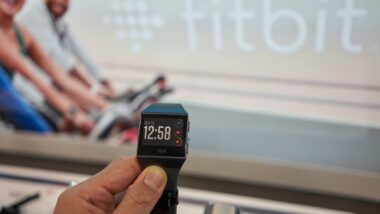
[141, 118, 184, 146]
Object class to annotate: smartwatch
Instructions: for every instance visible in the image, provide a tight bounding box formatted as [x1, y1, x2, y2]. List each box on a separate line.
[137, 103, 189, 214]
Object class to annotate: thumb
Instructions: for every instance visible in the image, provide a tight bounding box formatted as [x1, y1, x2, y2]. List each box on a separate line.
[114, 166, 167, 214]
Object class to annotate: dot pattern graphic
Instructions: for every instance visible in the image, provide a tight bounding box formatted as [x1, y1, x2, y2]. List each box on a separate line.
[102, 1, 165, 53]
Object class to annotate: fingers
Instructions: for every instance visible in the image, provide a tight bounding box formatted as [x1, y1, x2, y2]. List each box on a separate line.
[75, 113, 94, 134]
[114, 166, 167, 214]
[54, 157, 142, 214]
[87, 157, 142, 195]
[54, 158, 167, 214]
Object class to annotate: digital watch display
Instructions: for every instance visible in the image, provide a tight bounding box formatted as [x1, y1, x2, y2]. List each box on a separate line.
[141, 118, 185, 147]
[137, 103, 189, 214]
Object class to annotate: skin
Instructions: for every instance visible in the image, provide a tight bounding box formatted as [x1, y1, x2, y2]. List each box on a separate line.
[0, 0, 111, 133]
[54, 157, 167, 214]
[45, 0, 117, 98]
[45, 0, 68, 19]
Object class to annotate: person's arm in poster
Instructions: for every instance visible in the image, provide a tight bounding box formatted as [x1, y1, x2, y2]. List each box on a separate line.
[21, 26, 109, 112]
[0, 28, 93, 133]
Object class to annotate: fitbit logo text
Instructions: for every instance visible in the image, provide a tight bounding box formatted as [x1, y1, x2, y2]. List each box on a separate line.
[102, 0, 373, 54]
[181, 0, 368, 54]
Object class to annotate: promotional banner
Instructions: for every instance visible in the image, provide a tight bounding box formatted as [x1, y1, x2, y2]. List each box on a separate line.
[64, 0, 380, 127]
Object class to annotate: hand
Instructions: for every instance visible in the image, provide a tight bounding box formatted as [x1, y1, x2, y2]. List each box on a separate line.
[54, 157, 167, 214]
[72, 111, 94, 134]
[101, 80, 117, 98]
[99, 86, 116, 99]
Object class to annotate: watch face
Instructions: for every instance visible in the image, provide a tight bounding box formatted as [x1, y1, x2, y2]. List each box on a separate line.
[138, 115, 188, 157]
[142, 118, 185, 146]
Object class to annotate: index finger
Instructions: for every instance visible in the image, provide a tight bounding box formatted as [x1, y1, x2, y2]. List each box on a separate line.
[87, 156, 142, 195]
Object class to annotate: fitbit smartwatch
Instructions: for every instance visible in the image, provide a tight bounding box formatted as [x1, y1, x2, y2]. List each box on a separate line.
[137, 103, 189, 214]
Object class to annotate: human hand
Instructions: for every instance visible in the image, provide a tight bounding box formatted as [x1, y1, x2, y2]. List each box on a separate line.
[72, 111, 94, 134]
[101, 80, 117, 98]
[54, 157, 167, 214]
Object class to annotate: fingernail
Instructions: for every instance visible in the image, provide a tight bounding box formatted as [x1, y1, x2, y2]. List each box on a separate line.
[144, 166, 166, 190]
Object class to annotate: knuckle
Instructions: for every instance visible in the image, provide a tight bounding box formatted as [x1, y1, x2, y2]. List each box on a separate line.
[75, 186, 92, 201]
[80, 200, 103, 214]
[126, 186, 153, 209]
[89, 187, 114, 205]
[114, 156, 141, 174]
[107, 157, 128, 171]
[128, 158, 141, 174]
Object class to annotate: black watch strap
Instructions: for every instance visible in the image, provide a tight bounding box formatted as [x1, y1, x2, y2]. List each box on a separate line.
[151, 189, 179, 214]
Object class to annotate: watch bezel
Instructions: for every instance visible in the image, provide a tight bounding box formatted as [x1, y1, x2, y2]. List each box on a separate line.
[137, 113, 188, 157]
